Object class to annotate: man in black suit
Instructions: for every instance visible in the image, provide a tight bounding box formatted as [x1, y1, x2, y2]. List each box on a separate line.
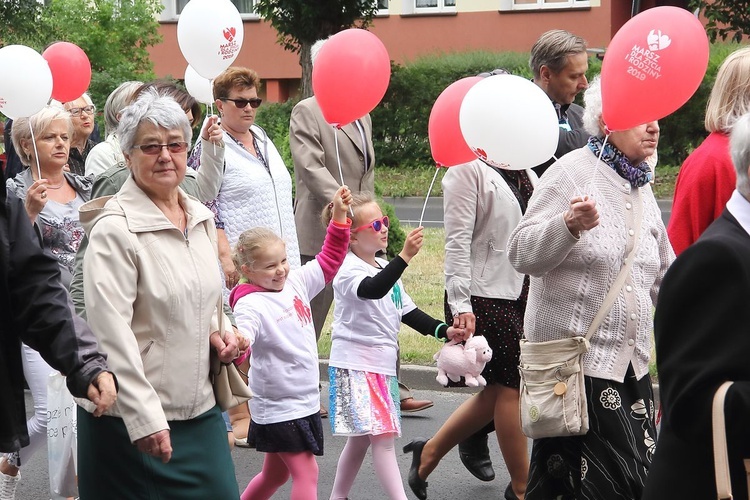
[643, 112, 750, 499]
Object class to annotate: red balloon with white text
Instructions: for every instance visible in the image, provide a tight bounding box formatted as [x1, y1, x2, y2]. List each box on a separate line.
[601, 6, 708, 131]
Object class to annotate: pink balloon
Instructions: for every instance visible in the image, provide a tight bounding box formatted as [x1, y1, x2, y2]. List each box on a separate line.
[42, 42, 92, 102]
[312, 29, 391, 127]
[428, 77, 483, 168]
[601, 6, 708, 131]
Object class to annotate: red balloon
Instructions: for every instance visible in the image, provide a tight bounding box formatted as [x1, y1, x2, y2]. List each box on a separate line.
[42, 42, 92, 103]
[312, 29, 390, 127]
[428, 77, 483, 167]
[601, 6, 708, 131]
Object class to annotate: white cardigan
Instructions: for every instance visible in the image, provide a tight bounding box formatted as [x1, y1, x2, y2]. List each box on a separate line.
[507, 147, 675, 382]
[443, 160, 538, 316]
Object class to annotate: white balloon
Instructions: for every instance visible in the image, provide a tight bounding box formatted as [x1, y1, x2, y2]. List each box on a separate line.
[184, 65, 214, 104]
[177, 0, 244, 80]
[459, 75, 559, 170]
[0, 45, 53, 119]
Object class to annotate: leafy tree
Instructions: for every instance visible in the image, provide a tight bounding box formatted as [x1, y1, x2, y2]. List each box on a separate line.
[0, 0, 44, 47]
[690, 0, 750, 42]
[254, 0, 379, 97]
[0, 0, 162, 115]
[39, 0, 163, 109]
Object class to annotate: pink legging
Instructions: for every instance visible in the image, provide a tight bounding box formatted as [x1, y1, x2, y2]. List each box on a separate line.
[329, 433, 407, 500]
[240, 451, 319, 500]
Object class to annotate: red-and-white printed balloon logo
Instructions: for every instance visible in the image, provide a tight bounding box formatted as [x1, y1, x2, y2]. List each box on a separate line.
[624, 29, 672, 83]
[218, 26, 240, 60]
[647, 29, 671, 51]
[223, 27, 236, 43]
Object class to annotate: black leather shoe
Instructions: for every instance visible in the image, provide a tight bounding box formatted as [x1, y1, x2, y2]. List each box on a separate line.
[458, 432, 495, 482]
[403, 438, 429, 500]
[504, 482, 519, 500]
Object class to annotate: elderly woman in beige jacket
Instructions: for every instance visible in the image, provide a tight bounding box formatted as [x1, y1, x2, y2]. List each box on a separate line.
[404, 159, 537, 500]
[77, 91, 242, 498]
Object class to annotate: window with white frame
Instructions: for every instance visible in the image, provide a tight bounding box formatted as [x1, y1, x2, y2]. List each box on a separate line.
[377, 0, 389, 15]
[164, 0, 258, 19]
[499, 0, 590, 11]
[405, 0, 456, 14]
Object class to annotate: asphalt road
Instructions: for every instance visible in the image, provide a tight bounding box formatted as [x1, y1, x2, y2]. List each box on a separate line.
[16, 384, 523, 500]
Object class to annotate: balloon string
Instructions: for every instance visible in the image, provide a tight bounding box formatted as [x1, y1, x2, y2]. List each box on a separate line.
[29, 121, 41, 180]
[333, 126, 354, 217]
[209, 82, 216, 156]
[418, 167, 440, 227]
[587, 133, 610, 195]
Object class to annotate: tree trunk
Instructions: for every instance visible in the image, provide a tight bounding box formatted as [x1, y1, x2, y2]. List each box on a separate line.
[299, 41, 313, 99]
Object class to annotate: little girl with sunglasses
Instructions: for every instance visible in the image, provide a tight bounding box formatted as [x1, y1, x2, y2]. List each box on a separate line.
[230, 186, 352, 500]
[327, 192, 467, 500]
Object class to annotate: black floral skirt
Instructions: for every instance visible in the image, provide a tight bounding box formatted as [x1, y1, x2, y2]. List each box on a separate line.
[526, 363, 656, 500]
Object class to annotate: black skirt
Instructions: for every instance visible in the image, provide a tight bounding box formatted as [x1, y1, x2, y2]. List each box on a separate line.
[526, 364, 656, 500]
[247, 412, 324, 456]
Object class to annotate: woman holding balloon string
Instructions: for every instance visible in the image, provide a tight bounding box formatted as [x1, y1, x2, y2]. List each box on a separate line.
[506, 76, 674, 499]
[188, 66, 300, 290]
[0, 104, 92, 498]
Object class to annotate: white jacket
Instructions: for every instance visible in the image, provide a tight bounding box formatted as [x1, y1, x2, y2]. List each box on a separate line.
[79, 176, 231, 442]
[443, 160, 538, 316]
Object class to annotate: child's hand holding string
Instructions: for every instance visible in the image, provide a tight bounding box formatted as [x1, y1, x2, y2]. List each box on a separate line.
[332, 185, 352, 224]
[399, 226, 424, 264]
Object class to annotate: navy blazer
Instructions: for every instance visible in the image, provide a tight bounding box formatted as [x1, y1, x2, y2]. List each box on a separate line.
[644, 208, 750, 499]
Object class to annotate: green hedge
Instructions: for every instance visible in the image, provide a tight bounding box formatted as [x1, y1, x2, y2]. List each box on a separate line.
[657, 43, 742, 167]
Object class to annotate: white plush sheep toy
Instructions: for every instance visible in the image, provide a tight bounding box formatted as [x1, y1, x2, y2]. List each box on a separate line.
[434, 336, 493, 387]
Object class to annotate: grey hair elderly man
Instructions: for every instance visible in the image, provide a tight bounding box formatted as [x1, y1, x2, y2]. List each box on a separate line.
[645, 112, 750, 499]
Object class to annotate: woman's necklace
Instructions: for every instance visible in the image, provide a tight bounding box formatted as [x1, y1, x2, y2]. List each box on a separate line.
[33, 175, 65, 189]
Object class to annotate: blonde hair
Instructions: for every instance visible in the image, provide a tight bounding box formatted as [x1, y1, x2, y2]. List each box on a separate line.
[232, 227, 284, 271]
[11, 106, 73, 166]
[705, 47, 750, 133]
[322, 191, 377, 229]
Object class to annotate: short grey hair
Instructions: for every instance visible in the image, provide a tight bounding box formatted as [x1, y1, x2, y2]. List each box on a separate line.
[117, 90, 193, 154]
[104, 81, 142, 136]
[730, 112, 750, 197]
[530, 29, 587, 79]
[582, 75, 603, 137]
[311, 38, 327, 67]
[11, 106, 73, 166]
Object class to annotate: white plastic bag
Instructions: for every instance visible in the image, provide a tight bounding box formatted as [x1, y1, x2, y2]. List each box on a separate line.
[47, 372, 78, 499]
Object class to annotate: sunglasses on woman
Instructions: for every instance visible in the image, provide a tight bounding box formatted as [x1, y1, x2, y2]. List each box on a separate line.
[221, 97, 263, 109]
[133, 142, 189, 155]
[353, 216, 390, 233]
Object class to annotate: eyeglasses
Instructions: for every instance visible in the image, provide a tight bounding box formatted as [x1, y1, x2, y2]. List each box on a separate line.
[477, 68, 510, 78]
[353, 216, 390, 233]
[220, 97, 263, 109]
[67, 105, 96, 117]
[132, 142, 189, 155]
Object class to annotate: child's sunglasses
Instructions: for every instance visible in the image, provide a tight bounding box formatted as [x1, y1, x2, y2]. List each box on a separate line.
[352, 215, 390, 233]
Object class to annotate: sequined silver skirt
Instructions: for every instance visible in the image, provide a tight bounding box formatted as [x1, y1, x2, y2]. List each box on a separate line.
[328, 367, 401, 436]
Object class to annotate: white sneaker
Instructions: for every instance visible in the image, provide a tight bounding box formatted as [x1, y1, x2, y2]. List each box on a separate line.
[0, 468, 20, 500]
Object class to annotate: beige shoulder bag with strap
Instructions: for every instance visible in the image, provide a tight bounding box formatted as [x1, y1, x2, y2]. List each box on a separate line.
[713, 381, 750, 500]
[519, 192, 642, 439]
